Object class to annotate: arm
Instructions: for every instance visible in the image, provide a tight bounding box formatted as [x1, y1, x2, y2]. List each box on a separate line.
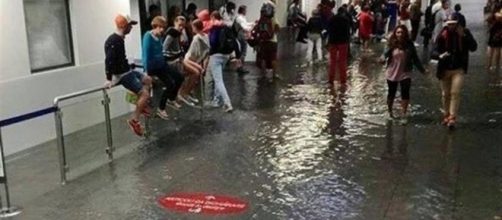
[163, 32, 176, 58]
[464, 29, 478, 52]
[184, 58, 203, 71]
[142, 34, 151, 72]
[409, 44, 425, 73]
[104, 43, 115, 81]
[236, 16, 253, 32]
[431, 33, 446, 60]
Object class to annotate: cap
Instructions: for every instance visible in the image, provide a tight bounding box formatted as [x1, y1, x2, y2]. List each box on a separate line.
[115, 14, 138, 29]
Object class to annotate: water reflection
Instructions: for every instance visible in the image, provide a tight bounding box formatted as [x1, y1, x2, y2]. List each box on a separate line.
[381, 121, 408, 162]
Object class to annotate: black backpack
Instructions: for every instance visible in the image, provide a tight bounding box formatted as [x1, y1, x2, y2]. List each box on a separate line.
[217, 26, 236, 54]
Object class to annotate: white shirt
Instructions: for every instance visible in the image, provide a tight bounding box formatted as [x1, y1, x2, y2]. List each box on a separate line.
[236, 14, 253, 32]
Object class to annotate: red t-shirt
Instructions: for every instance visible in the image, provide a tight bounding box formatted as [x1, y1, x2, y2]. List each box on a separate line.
[359, 12, 373, 39]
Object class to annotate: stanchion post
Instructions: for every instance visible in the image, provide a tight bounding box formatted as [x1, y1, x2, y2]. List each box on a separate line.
[102, 90, 114, 160]
[200, 73, 205, 121]
[0, 130, 22, 217]
[53, 108, 67, 185]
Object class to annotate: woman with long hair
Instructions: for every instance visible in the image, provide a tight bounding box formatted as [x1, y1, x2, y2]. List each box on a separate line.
[380, 25, 427, 124]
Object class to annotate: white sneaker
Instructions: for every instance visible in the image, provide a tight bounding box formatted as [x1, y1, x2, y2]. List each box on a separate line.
[187, 95, 199, 104]
[166, 100, 181, 110]
[223, 104, 233, 113]
[178, 95, 196, 107]
[156, 109, 169, 120]
[265, 69, 273, 80]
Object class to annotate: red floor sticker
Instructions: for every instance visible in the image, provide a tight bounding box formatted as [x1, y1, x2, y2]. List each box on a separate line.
[158, 193, 248, 215]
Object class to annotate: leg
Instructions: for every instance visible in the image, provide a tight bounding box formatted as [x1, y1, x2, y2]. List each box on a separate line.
[487, 46, 493, 68]
[238, 37, 248, 72]
[210, 55, 232, 107]
[328, 45, 337, 83]
[154, 71, 174, 111]
[387, 80, 399, 118]
[182, 60, 201, 97]
[167, 64, 185, 101]
[337, 43, 349, 84]
[440, 71, 453, 120]
[315, 35, 323, 63]
[399, 78, 412, 117]
[448, 70, 465, 119]
[306, 35, 314, 63]
[496, 47, 501, 68]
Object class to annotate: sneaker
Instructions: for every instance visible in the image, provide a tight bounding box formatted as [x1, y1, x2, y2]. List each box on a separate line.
[141, 107, 152, 117]
[178, 95, 196, 107]
[224, 104, 234, 113]
[166, 100, 181, 110]
[156, 109, 169, 120]
[237, 67, 250, 74]
[400, 117, 408, 125]
[187, 95, 199, 104]
[127, 119, 144, 136]
[265, 69, 274, 81]
[204, 101, 221, 108]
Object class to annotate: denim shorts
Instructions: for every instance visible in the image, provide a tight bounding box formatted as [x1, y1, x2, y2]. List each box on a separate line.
[118, 70, 144, 94]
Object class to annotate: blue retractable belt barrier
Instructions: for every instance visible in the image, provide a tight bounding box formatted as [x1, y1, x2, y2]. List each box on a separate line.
[0, 107, 57, 128]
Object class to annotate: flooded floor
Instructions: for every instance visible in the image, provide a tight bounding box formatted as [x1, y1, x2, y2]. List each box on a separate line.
[5, 1, 502, 219]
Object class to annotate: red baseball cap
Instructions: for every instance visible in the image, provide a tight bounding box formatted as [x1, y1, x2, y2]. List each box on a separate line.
[115, 14, 138, 29]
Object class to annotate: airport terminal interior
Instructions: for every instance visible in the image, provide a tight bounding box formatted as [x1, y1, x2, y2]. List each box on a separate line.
[0, 0, 501, 219]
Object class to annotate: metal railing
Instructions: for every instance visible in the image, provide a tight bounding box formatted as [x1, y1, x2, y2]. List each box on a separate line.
[53, 86, 113, 185]
[0, 107, 59, 217]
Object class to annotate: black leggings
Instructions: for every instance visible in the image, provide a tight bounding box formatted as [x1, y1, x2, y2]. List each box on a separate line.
[149, 64, 184, 110]
[387, 78, 411, 101]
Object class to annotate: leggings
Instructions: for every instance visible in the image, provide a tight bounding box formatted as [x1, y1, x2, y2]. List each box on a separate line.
[387, 78, 411, 101]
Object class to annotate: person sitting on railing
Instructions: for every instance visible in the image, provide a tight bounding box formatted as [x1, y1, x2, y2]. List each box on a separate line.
[104, 14, 152, 137]
[163, 16, 197, 107]
[143, 16, 184, 120]
[181, 19, 210, 105]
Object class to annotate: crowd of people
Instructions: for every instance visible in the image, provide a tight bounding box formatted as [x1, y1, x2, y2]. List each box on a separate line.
[104, 1, 280, 136]
[289, 0, 477, 128]
[104, 0, 481, 136]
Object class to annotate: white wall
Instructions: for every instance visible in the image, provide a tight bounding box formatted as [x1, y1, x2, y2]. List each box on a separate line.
[0, 0, 142, 155]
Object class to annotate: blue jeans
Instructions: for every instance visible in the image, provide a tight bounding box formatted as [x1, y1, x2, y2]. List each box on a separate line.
[209, 54, 231, 106]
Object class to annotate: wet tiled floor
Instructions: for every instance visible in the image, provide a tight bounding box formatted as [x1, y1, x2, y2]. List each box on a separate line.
[4, 1, 502, 219]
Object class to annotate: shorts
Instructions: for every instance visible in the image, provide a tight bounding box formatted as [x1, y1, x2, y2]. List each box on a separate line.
[118, 70, 145, 94]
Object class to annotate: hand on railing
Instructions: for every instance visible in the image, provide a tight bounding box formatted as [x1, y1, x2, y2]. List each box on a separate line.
[104, 80, 113, 89]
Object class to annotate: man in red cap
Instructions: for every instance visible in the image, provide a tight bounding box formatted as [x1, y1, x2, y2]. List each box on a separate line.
[104, 14, 152, 136]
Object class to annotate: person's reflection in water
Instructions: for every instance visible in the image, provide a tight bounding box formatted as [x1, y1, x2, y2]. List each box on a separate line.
[326, 86, 348, 137]
[382, 121, 408, 161]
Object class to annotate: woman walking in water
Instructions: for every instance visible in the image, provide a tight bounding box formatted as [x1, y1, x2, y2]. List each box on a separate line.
[380, 25, 427, 124]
